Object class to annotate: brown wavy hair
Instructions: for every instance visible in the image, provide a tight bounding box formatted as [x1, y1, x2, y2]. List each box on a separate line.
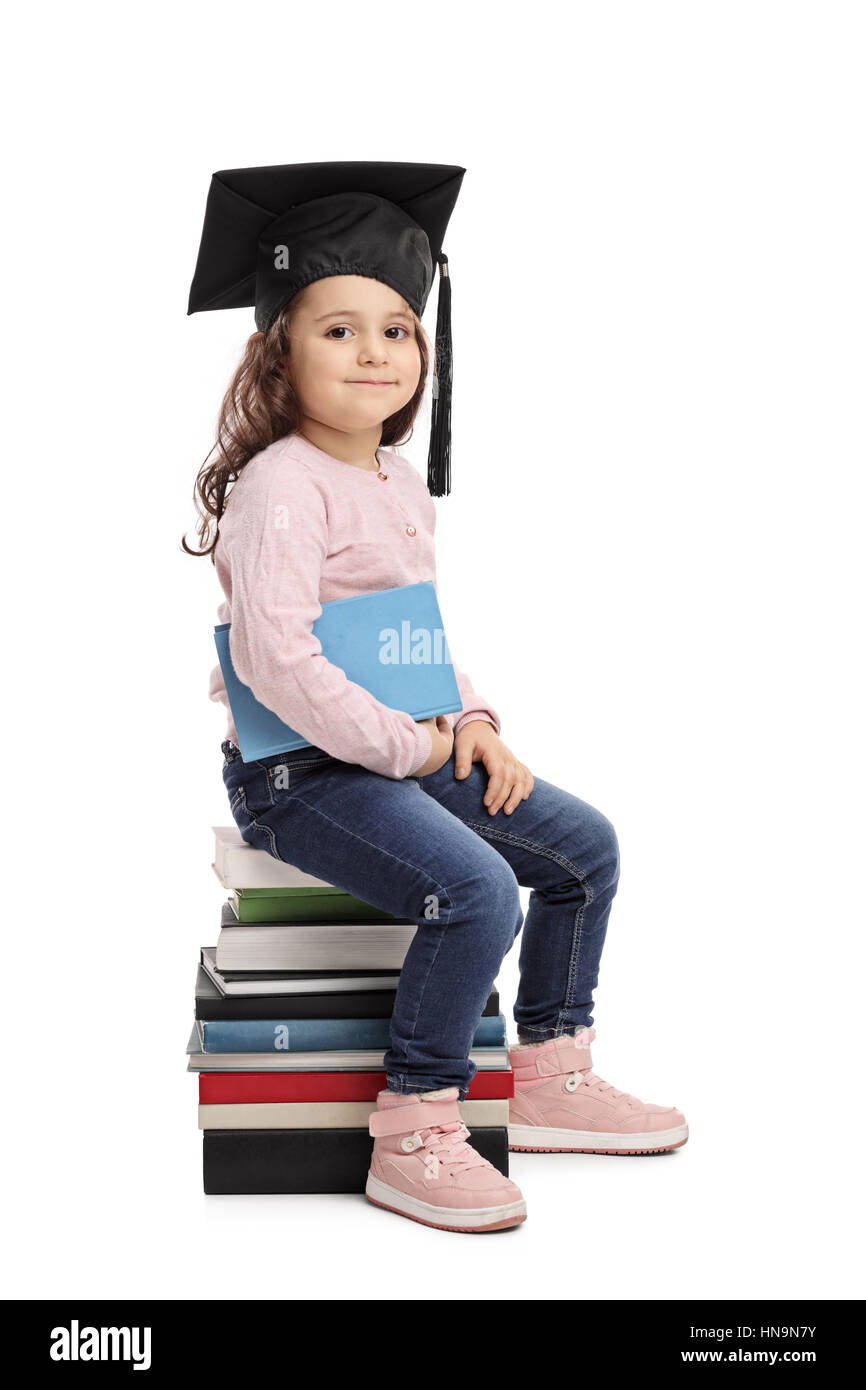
[181, 290, 431, 560]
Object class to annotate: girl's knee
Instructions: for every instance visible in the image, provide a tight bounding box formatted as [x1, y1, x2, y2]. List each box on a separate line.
[589, 810, 620, 887]
[453, 855, 521, 935]
[480, 856, 522, 911]
[557, 808, 620, 893]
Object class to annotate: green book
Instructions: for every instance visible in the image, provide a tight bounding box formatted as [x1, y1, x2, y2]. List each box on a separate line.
[229, 887, 400, 924]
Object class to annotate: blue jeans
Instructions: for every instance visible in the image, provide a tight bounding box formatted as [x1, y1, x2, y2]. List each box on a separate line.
[221, 738, 620, 1101]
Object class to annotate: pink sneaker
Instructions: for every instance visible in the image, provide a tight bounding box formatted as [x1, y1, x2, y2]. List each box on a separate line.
[508, 1028, 688, 1154]
[366, 1086, 527, 1232]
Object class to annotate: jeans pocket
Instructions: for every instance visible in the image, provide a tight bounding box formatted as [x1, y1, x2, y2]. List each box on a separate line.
[276, 753, 336, 788]
[234, 765, 277, 820]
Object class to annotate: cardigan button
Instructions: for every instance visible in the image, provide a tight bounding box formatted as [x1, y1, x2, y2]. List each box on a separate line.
[377, 470, 388, 481]
[406, 525, 416, 536]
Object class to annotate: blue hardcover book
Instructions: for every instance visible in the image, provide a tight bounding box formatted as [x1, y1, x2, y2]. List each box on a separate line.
[215, 580, 463, 762]
[199, 1013, 507, 1054]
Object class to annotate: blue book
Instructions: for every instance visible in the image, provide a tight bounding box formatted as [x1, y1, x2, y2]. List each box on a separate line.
[198, 1013, 507, 1054]
[215, 580, 463, 762]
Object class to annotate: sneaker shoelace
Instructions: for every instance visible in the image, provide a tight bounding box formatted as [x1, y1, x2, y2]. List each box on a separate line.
[411, 1121, 491, 1180]
[571, 1068, 640, 1109]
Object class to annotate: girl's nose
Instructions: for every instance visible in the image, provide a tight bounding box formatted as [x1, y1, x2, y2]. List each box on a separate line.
[358, 336, 389, 364]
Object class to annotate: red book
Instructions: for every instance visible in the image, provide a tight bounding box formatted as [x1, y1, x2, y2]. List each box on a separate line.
[198, 1068, 514, 1104]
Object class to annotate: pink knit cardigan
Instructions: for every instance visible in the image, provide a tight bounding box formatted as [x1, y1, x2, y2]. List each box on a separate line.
[208, 432, 500, 780]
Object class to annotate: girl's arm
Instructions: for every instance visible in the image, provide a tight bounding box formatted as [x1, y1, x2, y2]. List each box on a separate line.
[223, 458, 433, 781]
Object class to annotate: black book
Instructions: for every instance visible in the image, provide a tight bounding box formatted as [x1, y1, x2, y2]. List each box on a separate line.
[194, 964, 500, 1022]
[202, 1127, 510, 1194]
[201, 945, 402, 994]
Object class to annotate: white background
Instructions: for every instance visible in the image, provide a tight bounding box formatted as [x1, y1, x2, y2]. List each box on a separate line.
[3, 0, 863, 1300]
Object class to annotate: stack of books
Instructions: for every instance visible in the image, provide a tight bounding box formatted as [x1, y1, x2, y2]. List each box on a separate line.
[187, 826, 514, 1194]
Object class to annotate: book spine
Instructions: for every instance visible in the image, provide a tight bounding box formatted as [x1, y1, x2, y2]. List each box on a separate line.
[203, 1127, 509, 1194]
[198, 1068, 515, 1104]
[199, 1013, 506, 1054]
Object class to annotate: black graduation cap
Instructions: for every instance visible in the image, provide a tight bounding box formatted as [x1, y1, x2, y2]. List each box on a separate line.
[187, 161, 465, 496]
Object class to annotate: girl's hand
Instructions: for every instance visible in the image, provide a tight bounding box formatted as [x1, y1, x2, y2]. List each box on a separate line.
[415, 716, 455, 777]
[454, 722, 534, 815]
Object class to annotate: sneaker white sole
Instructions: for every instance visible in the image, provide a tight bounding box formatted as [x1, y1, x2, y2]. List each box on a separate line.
[508, 1122, 689, 1154]
[365, 1172, 527, 1232]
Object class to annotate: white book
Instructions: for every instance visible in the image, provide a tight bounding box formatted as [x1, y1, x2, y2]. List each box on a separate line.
[197, 1099, 509, 1130]
[213, 825, 336, 890]
[216, 920, 416, 972]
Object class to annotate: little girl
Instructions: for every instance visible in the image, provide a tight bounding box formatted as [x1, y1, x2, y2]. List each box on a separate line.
[185, 161, 687, 1233]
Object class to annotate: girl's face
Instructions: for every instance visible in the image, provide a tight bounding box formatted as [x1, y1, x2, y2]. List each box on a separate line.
[285, 274, 422, 434]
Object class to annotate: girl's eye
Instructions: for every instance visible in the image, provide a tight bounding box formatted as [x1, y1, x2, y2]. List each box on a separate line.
[325, 325, 410, 341]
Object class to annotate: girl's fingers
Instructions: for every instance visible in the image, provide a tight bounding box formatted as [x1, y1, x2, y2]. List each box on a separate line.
[483, 756, 535, 815]
[482, 766, 505, 811]
[485, 763, 519, 815]
[504, 768, 533, 815]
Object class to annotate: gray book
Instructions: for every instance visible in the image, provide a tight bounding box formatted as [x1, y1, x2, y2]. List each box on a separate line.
[216, 914, 417, 973]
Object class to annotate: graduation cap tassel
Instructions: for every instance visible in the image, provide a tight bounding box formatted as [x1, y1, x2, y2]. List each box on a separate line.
[426, 253, 452, 497]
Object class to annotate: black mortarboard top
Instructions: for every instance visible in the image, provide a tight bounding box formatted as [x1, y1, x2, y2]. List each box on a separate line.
[187, 161, 465, 496]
